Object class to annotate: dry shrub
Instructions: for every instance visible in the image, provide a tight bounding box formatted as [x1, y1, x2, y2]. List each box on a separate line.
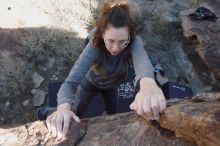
[15, 28, 83, 63]
[0, 50, 29, 101]
[0, 27, 84, 101]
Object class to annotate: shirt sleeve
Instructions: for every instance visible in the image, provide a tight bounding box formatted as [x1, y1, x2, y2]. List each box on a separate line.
[57, 40, 98, 106]
[129, 35, 154, 88]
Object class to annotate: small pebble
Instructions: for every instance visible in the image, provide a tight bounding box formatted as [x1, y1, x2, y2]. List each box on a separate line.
[5, 101, 10, 107]
[22, 99, 29, 107]
[1, 117, 5, 122]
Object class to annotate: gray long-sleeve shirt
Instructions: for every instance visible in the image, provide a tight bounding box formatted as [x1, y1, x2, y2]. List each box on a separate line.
[57, 35, 154, 106]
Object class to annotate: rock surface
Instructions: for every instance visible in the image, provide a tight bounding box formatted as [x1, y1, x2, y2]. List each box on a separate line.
[0, 93, 219, 146]
[160, 92, 220, 146]
[180, 3, 220, 81]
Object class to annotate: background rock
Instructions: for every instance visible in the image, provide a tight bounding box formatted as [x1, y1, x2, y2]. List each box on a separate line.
[180, 3, 220, 82]
[133, 0, 220, 92]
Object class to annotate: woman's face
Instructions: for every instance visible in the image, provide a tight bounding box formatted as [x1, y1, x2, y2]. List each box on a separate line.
[103, 24, 130, 56]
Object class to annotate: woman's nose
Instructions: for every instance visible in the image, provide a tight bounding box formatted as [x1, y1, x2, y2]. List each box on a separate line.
[111, 43, 120, 51]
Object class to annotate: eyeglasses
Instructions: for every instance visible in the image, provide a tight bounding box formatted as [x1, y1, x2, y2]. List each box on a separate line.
[104, 35, 130, 50]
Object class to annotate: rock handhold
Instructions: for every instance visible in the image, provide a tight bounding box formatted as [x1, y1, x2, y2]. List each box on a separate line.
[192, 92, 220, 102]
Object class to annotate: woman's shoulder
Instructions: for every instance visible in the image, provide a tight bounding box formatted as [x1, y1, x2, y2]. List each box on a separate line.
[87, 28, 97, 40]
[132, 35, 142, 43]
[130, 35, 143, 48]
[85, 40, 98, 53]
[82, 40, 100, 61]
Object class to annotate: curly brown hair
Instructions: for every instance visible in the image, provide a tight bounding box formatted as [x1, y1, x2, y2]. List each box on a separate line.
[91, 1, 138, 78]
[92, 1, 137, 52]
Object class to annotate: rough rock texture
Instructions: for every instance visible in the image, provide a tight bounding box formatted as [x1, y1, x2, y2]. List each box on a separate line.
[134, 0, 220, 92]
[180, 3, 220, 81]
[1, 93, 220, 146]
[160, 92, 220, 146]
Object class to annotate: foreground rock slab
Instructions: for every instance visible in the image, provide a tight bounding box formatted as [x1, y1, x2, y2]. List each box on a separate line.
[160, 92, 220, 146]
[0, 92, 219, 146]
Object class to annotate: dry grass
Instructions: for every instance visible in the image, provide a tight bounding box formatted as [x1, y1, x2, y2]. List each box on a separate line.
[0, 27, 84, 102]
[0, 51, 28, 101]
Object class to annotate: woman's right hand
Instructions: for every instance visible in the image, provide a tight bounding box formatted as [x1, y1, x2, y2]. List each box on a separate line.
[46, 103, 80, 139]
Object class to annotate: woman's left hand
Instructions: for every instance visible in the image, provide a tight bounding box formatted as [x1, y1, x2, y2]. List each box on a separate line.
[130, 77, 166, 120]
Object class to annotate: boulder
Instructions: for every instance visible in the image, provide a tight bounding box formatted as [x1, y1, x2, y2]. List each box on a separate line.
[160, 92, 220, 146]
[180, 3, 220, 81]
[0, 93, 219, 146]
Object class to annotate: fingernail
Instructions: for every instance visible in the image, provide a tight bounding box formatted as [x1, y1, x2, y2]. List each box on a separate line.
[52, 133, 56, 137]
[57, 134, 62, 140]
[76, 118, 81, 123]
[144, 117, 150, 121]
